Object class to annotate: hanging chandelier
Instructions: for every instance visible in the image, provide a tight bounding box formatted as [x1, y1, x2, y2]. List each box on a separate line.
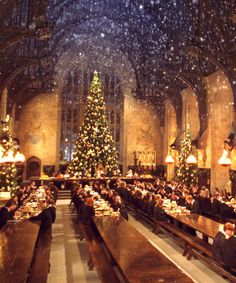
[186, 154, 197, 165]
[218, 149, 231, 166]
[165, 152, 174, 164]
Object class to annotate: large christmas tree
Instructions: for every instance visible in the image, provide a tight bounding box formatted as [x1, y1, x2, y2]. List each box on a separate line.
[176, 132, 198, 186]
[0, 116, 17, 193]
[67, 71, 119, 177]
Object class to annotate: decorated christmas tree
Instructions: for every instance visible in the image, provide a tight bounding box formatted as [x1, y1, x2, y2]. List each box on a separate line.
[67, 71, 119, 177]
[176, 132, 198, 185]
[0, 116, 17, 193]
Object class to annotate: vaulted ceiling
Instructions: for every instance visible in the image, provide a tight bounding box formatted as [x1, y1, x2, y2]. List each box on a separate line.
[0, 0, 236, 133]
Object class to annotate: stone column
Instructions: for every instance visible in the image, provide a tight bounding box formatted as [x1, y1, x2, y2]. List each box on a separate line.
[164, 99, 177, 181]
[205, 71, 234, 191]
[1, 88, 8, 121]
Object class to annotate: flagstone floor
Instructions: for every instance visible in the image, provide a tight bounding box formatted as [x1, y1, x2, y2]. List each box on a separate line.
[48, 200, 227, 283]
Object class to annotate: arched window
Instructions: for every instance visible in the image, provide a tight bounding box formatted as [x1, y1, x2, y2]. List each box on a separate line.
[60, 68, 122, 162]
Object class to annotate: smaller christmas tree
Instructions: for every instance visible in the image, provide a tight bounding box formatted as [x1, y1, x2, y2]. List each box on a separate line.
[0, 116, 17, 194]
[67, 71, 119, 177]
[176, 132, 198, 186]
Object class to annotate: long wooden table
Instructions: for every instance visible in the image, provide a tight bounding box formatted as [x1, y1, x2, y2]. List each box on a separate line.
[0, 220, 41, 283]
[166, 212, 223, 241]
[93, 216, 194, 283]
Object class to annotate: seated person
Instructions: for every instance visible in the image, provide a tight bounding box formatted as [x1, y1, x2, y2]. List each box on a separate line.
[219, 202, 235, 219]
[212, 227, 226, 263]
[211, 194, 221, 215]
[30, 202, 52, 231]
[186, 195, 200, 214]
[80, 197, 96, 241]
[223, 222, 236, 269]
[112, 195, 128, 220]
[147, 195, 155, 218]
[183, 195, 199, 236]
[154, 199, 169, 221]
[198, 188, 211, 213]
[80, 197, 95, 226]
[0, 199, 16, 229]
[47, 199, 56, 223]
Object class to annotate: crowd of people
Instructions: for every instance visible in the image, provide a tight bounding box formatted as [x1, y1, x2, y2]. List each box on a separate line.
[112, 178, 236, 221]
[1, 176, 236, 271]
[69, 177, 236, 225]
[0, 181, 58, 230]
[70, 178, 236, 270]
[71, 181, 128, 226]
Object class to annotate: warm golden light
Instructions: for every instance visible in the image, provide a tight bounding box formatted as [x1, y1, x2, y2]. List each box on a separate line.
[4, 150, 14, 163]
[218, 149, 231, 166]
[0, 150, 25, 163]
[165, 153, 174, 164]
[14, 152, 25, 163]
[186, 154, 197, 165]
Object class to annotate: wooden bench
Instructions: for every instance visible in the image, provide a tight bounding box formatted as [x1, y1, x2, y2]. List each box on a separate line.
[123, 200, 136, 214]
[154, 220, 211, 258]
[154, 220, 236, 283]
[136, 208, 154, 228]
[123, 202, 156, 231]
[27, 228, 52, 283]
[79, 223, 120, 283]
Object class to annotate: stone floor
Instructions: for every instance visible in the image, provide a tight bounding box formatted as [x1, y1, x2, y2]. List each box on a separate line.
[48, 200, 227, 283]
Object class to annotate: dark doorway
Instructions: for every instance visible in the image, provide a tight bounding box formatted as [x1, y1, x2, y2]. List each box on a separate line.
[26, 156, 41, 179]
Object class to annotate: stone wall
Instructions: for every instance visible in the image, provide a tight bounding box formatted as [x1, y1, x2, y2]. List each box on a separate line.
[123, 95, 163, 171]
[16, 92, 60, 176]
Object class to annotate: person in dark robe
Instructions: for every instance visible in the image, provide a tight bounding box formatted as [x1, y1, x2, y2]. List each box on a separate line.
[147, 195, 155, 218]
[112, 195, 128, 220]
[212, 230, 226, 263]
[48, 182, 59, 202]
[223, 222, 236, 269]
[30, 202, 52, 232]
[0, 199, 16, 229]
[184, 195, 199, 236]
[186, 195, 200, 214]
[154, 199, 169, 221]
[46, 199, 56, 223]
[198, 188, 211, 214]
[80, 197, 95, 241]
[80, 197, 95, 226]
[219, 202, 235, 219]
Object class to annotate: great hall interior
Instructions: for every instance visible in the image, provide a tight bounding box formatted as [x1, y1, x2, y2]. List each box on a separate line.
[1, 1, 236, 283]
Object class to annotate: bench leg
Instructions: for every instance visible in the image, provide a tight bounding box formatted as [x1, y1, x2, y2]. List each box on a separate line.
[78, 223, 85, 241]
[152, 222, 157, 234]
[183, 242, 188, 257]
[187, 246, 193, 261]
[87, 255, 94, 270]
[202, 234, 208, 243]
[154, 221, 161, 234]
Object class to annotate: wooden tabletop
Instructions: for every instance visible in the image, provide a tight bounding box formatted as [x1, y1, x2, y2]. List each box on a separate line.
[0, 220, 41, 283]
[167, 213, 223, 239]
[93, 216, 193, 283]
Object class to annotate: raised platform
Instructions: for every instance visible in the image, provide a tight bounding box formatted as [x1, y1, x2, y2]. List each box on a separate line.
[30, 176, 163, 190]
